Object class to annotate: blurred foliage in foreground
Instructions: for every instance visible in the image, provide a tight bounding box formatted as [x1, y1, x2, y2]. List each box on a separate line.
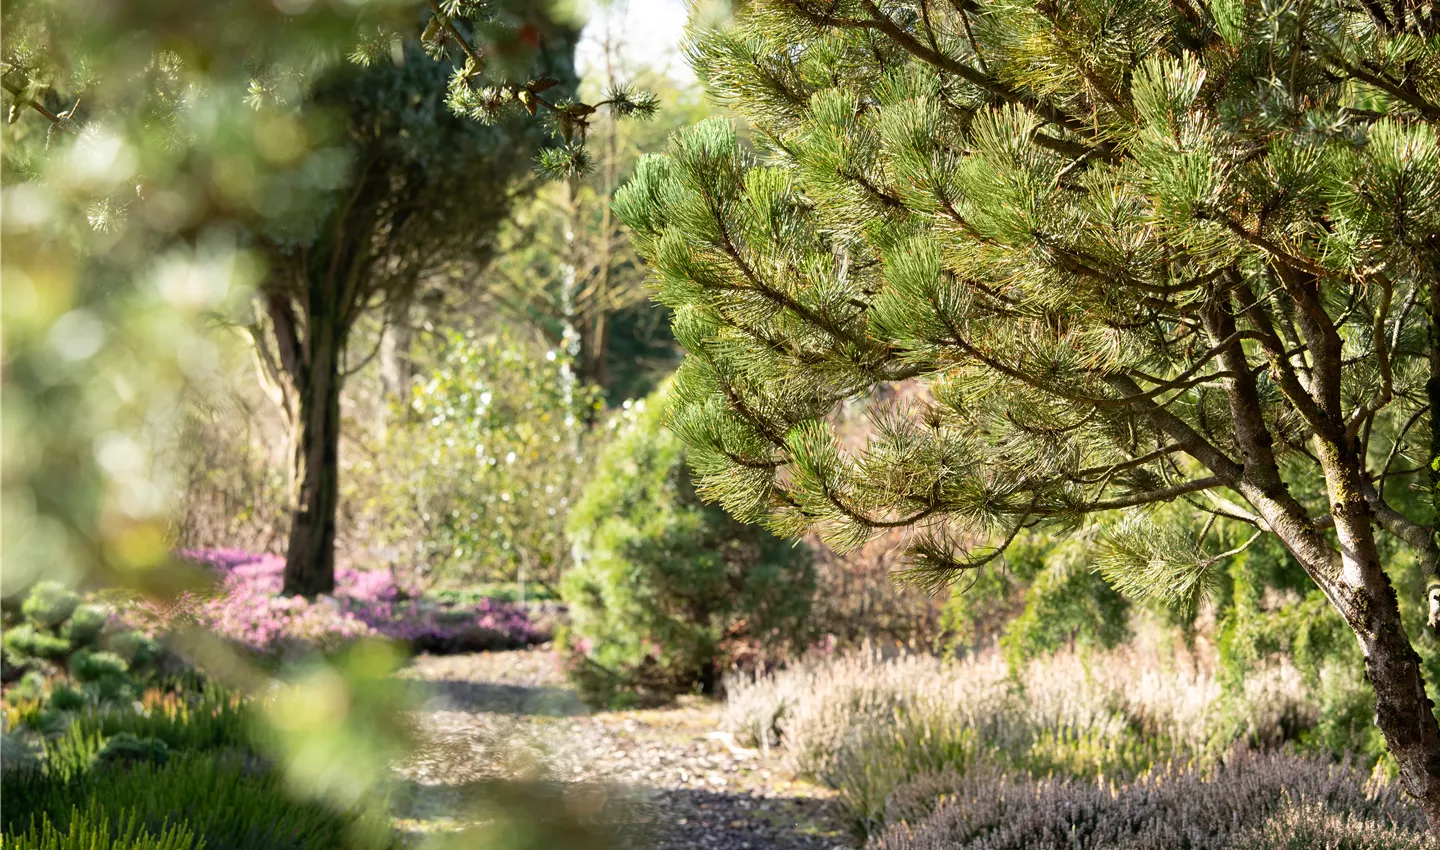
[0, 0, 653, 847]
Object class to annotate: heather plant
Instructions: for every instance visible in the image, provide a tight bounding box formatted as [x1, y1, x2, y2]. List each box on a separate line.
[869, 751, 1427, 850]
[116, 550, 541, 662]
[2, 752, 399, 850]
[561, 389, 815, 706]
[10, 807, 200, 850]
[1231, 801, 1434, 850]
[725, 645, 1307, 832]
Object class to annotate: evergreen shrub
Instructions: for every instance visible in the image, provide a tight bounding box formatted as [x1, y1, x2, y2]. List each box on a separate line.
[561, 390, 815, 706]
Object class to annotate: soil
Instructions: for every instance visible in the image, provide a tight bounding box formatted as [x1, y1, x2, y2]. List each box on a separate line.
[392, 647, 854, 850]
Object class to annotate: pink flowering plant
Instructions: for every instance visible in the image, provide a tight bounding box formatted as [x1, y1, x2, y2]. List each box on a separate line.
[118, 550, 541, 661]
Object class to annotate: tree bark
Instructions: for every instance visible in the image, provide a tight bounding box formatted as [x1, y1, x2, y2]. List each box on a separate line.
[281, 300, 344, 598]
[1355, 576, 1440, 828]
[1315, 444, 1440, 829]
[379, 303, 414, 410]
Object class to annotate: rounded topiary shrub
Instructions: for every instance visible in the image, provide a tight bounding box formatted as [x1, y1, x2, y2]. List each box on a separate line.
[561, 388, 815, 707]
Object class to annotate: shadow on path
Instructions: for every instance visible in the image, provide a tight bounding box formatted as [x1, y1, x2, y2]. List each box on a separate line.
[408, 678, 588, 716]
[390, 779, 848, 850]
[645, 786, 847, 850]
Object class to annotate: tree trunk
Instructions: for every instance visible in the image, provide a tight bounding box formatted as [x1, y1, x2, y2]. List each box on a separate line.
[1358, 584, 1440, 829]
[1312, 440, 1440, 831]
[282, 303, 343, 597]
[379, 303, 414, 411]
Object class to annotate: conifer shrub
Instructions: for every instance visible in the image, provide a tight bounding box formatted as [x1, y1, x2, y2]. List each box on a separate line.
[3, 582, 161, 720]
[941, 532, 1130, 665]
[613, 0, 1440, 826]
[561, 391, 816, 706]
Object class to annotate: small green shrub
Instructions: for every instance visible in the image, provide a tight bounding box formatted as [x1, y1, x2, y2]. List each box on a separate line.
[10, 805, 199, 850]
[4, 625, 72, 662]
[92, 733, 170, 768]
[562, 389, 815, 706]
[60, 606, 107, 648]
[22, 583, 81, 630]
[5, 583, 163, 722]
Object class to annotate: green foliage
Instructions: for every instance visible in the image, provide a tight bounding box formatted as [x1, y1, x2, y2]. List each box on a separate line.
[22, 583, 80, 629]
[30, 686, 249, 781]
[4, 583, 161, 719]
[0, 582, 164, 717]
[616, 0, 1440, 799]
[476, 72, 712, 404]
[942, 532, 1130, 666]
[59, 606, 106, 648]
[561, 388, 815, 706]
[4, 625, 71, 662]
[92, 733, 171, 768]
[351, 327, 600, 589]
[558, 388, 812, 705]
[10, 805, 199, 850]
[2, 753, 398, 850]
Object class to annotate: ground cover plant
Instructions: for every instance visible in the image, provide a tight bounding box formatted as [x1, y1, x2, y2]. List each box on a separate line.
[723, 644, 1332, 835]
[2, 582, 165, 730]
[114, 550, 543, 662]
[870, 750, 1428, 850]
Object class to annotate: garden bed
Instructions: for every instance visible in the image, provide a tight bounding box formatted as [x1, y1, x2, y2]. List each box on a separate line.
[115, 550, 549, 662]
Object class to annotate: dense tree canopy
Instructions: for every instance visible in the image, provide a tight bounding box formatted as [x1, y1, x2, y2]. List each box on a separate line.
[616, 0, 1440, 830]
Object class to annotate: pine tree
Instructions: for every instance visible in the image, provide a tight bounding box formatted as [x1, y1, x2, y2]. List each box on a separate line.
[614, 0, 1440, 829]
[247, 39, 576, 597]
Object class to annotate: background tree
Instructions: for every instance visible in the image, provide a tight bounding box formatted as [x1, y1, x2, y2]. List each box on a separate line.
[247, 34, 578, 597]
[616, 0, 1440, 830]
[471, 24, 705, 403]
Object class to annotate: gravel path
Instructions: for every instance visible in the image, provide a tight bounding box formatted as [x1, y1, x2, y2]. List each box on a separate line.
[392, 648, 852, 850]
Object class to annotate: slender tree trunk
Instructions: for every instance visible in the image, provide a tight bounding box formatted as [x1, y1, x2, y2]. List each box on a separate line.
[282, 302, 343, 597]
[379, 302, 414, 412]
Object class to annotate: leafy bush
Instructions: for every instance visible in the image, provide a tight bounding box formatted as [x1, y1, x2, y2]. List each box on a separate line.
[115, 550, 540, 661]
[869, 751, 1426, 850]
[561, 391, 816, 706]
[347, 327, 601, 592]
